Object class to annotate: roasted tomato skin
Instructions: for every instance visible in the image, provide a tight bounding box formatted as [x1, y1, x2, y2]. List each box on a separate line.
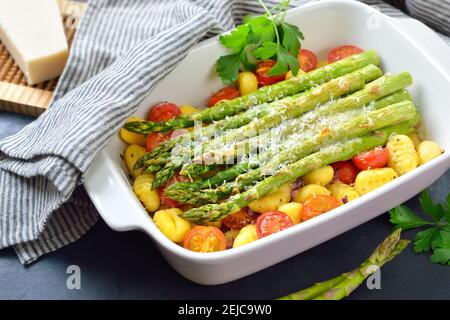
[207, 86, 240, 107]
[328, 45, 364, 63]
[256, 211, 293, 238]
[255, 60, 286, 86]
[302, 195, 340, 221]
[352, 147, 389, 171]
[331, 161, 359, 184]
[298, 49, 318, 72]
[148, 102, 181, 122]
[183, 226, 227, 252]
[222, 208, 258, 230]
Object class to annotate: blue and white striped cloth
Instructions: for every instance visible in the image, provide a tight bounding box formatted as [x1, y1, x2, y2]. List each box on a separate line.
[0, 0, 449, 264]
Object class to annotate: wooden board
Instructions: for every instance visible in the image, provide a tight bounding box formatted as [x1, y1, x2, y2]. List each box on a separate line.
[0, 0, 86, 117]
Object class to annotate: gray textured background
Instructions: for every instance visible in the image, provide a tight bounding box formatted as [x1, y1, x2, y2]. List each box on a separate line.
[0, 110, 449, 299]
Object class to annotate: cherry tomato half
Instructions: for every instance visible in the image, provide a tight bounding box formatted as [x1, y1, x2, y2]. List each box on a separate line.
[183, 226, 227, 252]
[302, 195, 340, 221]
[255, 60, 286, 86]
[331, 161, 359, 184]
[207, 86, 240, 107]
[222, 208, 258, 230]
[298, 49, 318, 72]
[328, 45, 364, 63]
[157, 174, 190, 208]
[145, 132, 171, 152]
[352, 147, 389, 171]
[256, 211, 293, 238]
[148, 102, 181, 122]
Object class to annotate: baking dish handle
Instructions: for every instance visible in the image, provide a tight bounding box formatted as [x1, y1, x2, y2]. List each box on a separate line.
[84, 150, 152, 232]
[391, 17, 450, 75]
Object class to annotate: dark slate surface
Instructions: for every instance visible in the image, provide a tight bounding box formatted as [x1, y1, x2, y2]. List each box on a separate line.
[0, 110, 449, 300]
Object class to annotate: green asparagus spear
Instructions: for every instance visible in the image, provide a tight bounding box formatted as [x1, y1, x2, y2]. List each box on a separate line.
[165, 89, 412, 198]
[151, 65, 381, 187]
[172, 101, 417, 205]
[180, 119, 418, 223]
[313, 239, 409, 300]
[181, 71, 412, 178]
[192, 65, 381, 161]
[133, 101, 278, 169]
[125, 50, 380, 134]
[278, 230, 409, 300]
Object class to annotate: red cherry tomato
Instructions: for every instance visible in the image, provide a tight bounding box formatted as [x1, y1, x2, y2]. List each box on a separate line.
[328, 45, 364, 63]
[331, 161, 359, 184]
[352, 147, 389, 171]
[148, 102, 181, 122]
[255, 60, 286, 86]
[145, 132, 171, 152]
[157, 175, 190, 208]
[298, 49, 318, 72]
[207, 86, 240, 107]
[222, 208, 258, 230]
[183, 226, 227, 252]
[302, 195, 340, 221]
[256, 211, 293, 238]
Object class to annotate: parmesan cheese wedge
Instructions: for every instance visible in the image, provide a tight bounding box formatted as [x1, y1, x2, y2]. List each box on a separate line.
[0, 0, 68, 85]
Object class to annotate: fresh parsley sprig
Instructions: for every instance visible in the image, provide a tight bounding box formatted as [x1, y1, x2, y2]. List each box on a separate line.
[216, 0, 304, 84]
[389, 190, 450, 265]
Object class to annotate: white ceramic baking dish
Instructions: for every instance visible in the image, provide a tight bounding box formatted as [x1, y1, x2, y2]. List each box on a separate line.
[84, 0, 450, 285]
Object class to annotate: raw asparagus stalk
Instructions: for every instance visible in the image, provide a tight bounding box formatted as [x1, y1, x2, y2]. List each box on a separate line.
[180, 119, 418, 223]
[125, 50, 380, 134]
[165, 89, 412, 197]
[313, 239, 410, 300]
[172, 101, 417, 205]
[278, 230, 409, 300]
[151, 65, 381, 187]
[181, 71, 412, 178]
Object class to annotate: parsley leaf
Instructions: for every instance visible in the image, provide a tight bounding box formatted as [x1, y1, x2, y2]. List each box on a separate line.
[215, 1, 304, 84]
[389, 205, 432, 230]
[253, 42, 278, 60]
[219, 24, 250, 54]
[280, 22, 303, 56]
[269, 46, 299, 77]
[216, 53, 241, 85]
[390, 189, 450, 266]
[413, 227, 440, 253]
[420, 189, 445, 222]
[246, 16, 275, 44]
[430, 248, 450, 265]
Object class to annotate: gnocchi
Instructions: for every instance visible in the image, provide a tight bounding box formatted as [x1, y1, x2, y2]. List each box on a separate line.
[249, 183, 291, 213]
[407, 131, 422, 148]
[417, 140, 442, 165]
[179, 105, 200, 115]
[120, 116, 146, 146]
[294, 184, 330, 203]
[386, 134, 418, 176]
[277, 202, 303, 224]
[238, 71, 258, 96]
[133, 174, 161, 212]
[329, 182, 360, 204]
[233, 224, 258, 248]
[354, 168, 398, 195]
[153, 208, 191, 243]
[303, 165, 334, 186]
[124, 144, 147, 178]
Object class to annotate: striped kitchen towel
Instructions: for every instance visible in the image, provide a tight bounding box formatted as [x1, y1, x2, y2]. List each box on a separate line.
[0, 0, 449, 264]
